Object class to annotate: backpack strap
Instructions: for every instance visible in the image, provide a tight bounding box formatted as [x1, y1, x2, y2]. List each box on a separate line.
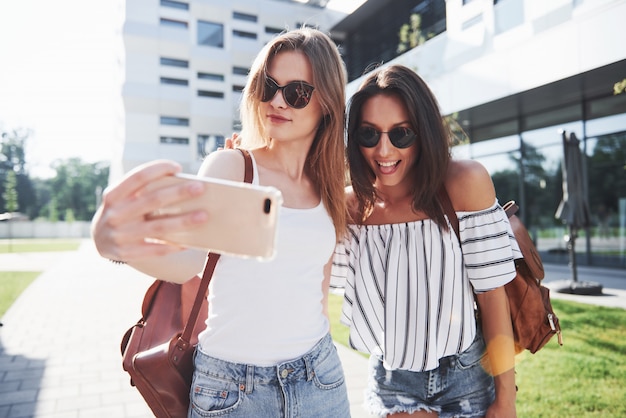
[179, 148, 253, 344]
[502, 201, 545, 280]
[239, 148, 253, 183]
[438, 186, 459, 239]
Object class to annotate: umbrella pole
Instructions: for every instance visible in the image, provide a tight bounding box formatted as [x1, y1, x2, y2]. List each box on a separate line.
[568, 226, 579, 283]
[556, 224, 603, 295]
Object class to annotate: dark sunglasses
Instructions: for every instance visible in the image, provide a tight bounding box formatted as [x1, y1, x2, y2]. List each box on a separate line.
[261, 77, 315, 109]
[355, 126, 417, 148]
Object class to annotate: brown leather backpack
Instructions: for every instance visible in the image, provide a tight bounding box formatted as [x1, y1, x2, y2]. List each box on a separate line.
[440, 190, 563, 354]
[501, 201, 563, 353]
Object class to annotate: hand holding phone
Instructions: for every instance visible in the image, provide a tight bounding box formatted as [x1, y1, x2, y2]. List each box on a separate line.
[144, 173, 283, 260]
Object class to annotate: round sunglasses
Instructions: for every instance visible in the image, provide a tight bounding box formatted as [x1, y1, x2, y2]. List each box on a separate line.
[355, 126, 417, 148]
[261, 77, 315, 109]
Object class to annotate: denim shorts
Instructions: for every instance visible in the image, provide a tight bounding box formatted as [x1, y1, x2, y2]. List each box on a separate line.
[366, 331, 495, 418]
[189, 333, 350, 418]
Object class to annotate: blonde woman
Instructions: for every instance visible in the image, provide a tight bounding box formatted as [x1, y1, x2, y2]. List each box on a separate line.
[92, 28, 350, 417]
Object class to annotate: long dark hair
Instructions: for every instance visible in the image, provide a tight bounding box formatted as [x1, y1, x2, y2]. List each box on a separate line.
[346, 64, 451, 226]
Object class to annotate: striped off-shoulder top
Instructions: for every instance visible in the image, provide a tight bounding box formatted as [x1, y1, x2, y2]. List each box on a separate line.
[330, 200, 521, 372]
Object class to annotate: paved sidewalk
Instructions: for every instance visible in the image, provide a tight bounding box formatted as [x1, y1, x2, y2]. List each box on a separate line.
[542, 263, 626, 309]
[0, 241, 373, 418]
[0, 241, 624, 417]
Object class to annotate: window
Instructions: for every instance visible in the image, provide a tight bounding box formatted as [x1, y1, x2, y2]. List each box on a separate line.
[233, 30, 257, 40]
[160, 18, 188, 29]
[160, 0, 189, 10]
[232, 66, 249, 76]
[198, 72, 224, 81]
[232, 85, 245, 92]
[160, 116, 189, 126]
[198, 20, 224, 47]
[265, 26, 284, 35]
[160, 77, 188, 86]
[494, 0, 523, 34]
[233, 11, 257, 22]
[160, 136, 189, 145]
[198, 90, 224, 98]
[160, 57, 189, 68]
[197, 134, 225, 158]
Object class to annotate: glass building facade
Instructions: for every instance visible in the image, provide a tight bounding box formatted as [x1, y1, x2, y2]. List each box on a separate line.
[453, 59, 626, 268]
[334, 0, 626, 269]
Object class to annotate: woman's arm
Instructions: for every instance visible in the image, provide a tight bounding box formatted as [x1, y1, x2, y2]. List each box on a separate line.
[447, 160, 517, 417]
[92, 150, 247, 282]
[321, 255, 334, 327]
[91, 160, 209, 282]
[476, 288, 517, 418]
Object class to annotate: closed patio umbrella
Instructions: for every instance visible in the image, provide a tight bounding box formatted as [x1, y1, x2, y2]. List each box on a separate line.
[554, 131, 602, 294]
[555, 131, 590, 231]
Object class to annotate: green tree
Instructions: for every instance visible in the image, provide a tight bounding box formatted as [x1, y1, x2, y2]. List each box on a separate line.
[47, 197, 59, 222]
[397, 13, 426, 54]
[445, 113, 470, 146]
[0, 128, 29, 174]
[43, 158, 109, 221]
[0, 126, 113, 221]
[587, 132, 626, 218]
[1, 169, 19, 251]
[2, 170, 19, 213]
[0, 128, 36, 217]
[491, 142, 559, 229]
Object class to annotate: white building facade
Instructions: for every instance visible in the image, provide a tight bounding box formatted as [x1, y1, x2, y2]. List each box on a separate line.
[116, 0, 344, 180]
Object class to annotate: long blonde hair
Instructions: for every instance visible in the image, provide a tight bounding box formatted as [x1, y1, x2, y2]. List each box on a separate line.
[240, 28, 347, 240]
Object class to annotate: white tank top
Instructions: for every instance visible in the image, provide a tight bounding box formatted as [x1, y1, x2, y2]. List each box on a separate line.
[197, 152, 336, 365]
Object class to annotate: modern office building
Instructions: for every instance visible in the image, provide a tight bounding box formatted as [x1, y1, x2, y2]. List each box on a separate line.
[331, 0, 626, 268]
[117, 0, 625, 267]
[115, 0, 344, 180]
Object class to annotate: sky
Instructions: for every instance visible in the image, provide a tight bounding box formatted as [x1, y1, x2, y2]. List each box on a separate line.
[0, 0, 122, 178]
[0, 0, 365, 178]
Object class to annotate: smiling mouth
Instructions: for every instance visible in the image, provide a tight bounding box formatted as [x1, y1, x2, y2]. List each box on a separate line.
[377, 160, 400, 174]
[378, 161, 399, 167]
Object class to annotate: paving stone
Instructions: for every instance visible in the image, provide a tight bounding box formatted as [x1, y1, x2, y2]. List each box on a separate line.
[0, 381, 19, 393]
[55, 394, 100, 413]
[0, 405, 9, 418]
[4, 368, 44, 382]
[8, 401, 39, 418]
[0, 389, 37, 407]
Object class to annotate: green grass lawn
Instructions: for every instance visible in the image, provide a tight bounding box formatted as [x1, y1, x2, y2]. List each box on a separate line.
[0, 271, 40, 317]
[328, 294, 626, 418]
[0, 238, 80, 317]
[0, 238, 81, 253]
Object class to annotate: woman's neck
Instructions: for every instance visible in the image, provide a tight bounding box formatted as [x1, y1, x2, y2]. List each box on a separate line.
[374, 182, 413, 207]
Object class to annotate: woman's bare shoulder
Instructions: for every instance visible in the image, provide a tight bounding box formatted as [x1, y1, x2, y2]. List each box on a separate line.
[445, 160, 496, 211]
[197, 149, 247, 182]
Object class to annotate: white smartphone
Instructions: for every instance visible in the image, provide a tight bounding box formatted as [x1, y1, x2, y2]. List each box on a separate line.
[143, 173, 283, 260]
